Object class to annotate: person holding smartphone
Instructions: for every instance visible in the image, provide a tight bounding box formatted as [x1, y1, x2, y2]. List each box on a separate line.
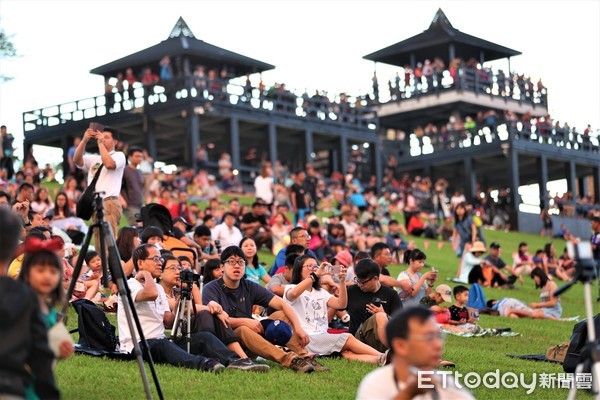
[74, 123, 125, 248]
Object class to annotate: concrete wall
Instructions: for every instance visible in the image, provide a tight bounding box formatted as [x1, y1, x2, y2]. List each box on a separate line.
[517, 212, 593, 240]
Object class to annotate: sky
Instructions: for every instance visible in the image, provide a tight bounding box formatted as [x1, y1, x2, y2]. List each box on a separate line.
[1, 0, 599, 167]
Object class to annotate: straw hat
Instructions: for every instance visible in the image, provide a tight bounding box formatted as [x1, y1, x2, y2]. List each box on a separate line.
[470, 241, 487, 253]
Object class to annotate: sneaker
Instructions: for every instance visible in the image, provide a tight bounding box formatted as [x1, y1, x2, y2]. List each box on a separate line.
[227, 358, 270, 372]
[377, 349, 389, 367]
[303, 356, 330, 372]
[289, 357, 315, 373]
[204, 359, 226, 374]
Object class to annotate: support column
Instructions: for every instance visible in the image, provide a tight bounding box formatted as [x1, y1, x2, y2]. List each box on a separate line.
[464, 157, 476, 202]
[187, 112, 199, 171]
[61, 136, 69, 179]
[145, 115, 157, 162]
[230, 117, 240, 169]
[508, 150, 521, 209]
[565, 160, 577, 197]
[305, 129, 313, 165]
[268, 123, 277, 167]
[538, 154, 549, 208]
[340, 136, 348, 175]
[374, 140, 383, 191]
[593, 165, 600, 205]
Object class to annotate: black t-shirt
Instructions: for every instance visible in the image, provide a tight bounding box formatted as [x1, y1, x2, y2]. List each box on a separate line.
[381, 267, 391, 276]
[449, 305, 469, 322]
[241, 212, 268, 227]
[484, 255, 507, 269]
[346, 284, 402, 334]
[173, 226, 186, 240]
[291, 183, 308, 209]
[202, 278, 274, 318]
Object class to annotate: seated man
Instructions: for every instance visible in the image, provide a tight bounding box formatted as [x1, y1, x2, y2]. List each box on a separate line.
[357, 307, 474, 400]
[267, 253, 298, 297]
[202, 246, 325, 373]
[346, 259, 402, 353]
[240, 201, 271, 250]
[117, 243, 264, 372]
[269, 227, 317, 276]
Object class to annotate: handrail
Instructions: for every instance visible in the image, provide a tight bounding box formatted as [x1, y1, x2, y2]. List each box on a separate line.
[391, 120, 599, 157]
[374, 66, 548, 107]
[22, 77, 378, 134]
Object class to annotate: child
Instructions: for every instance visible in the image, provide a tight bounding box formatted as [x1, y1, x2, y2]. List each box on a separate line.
[448, 285, 475, 326]
[419, 284, 453, 324]
[18, 236, 74, 361]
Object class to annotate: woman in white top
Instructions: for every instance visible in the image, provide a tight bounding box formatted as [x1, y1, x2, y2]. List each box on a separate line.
[398, 249, 437, 308]
[31, 187, 54, 217]
[284, 254, 385, 364]
[456, 241, 487, 284]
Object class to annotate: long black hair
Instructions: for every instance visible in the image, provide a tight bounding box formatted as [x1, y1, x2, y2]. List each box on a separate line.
[240, 236, 259, 268]
[530, 267, 550, 289]
[291, 254, 321, 290]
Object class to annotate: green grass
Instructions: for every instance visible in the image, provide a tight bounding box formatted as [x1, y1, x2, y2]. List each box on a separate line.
[54, 225, 596, 399]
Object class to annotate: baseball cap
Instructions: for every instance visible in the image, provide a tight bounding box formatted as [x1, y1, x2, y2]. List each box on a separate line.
[435, 284, 453, 303]
[334, 250, 353, 267]
[173, 217, 193, 231]
[260, 319, 293, 345]
[490, 242, 501, 249]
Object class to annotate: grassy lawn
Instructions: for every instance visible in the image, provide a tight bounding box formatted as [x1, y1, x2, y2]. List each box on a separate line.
[54, 224, 596, 399]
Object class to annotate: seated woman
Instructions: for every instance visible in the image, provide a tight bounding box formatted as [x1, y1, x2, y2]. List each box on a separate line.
[397, 249, 438, 307]
[241, 237, 270, 285]
[511, 242, 534, 283]
[284, 254, 386, 365]
[455, 241, 487, 284]
[202, 259, 222, 285]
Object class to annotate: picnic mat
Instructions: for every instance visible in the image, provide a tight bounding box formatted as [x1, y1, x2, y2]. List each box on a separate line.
[506, 354, 561, 364]
[441, 328, 520, 337]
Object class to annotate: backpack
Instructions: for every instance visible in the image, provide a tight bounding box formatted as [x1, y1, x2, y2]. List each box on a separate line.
[466, 283, 486, 311]
[140, 203, 174, 236]
[71, 299, 118, 352]
[563, 314, 600, 373]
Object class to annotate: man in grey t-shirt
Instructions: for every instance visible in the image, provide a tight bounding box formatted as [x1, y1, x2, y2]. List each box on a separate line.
[120, 146, 145, 225]
[267, 253, 298, 297]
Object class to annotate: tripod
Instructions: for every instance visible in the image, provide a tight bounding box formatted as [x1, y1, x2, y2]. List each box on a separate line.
[62, 193, 163, 400]
[170, 281, 197, 353]
[554, 242, 600, 400]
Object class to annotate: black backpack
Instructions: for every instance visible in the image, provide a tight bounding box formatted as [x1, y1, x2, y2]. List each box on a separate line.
[139, 203, 174, 236]
[563, 314, 600, 373]
[71, 299, 118, 352]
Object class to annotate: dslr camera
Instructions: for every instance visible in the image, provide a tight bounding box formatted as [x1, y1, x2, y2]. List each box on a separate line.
[180, 268, 201, 285]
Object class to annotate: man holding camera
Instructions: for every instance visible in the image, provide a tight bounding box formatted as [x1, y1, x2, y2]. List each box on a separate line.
[346, 259, 402, 353]
[74, 124, 125, 248]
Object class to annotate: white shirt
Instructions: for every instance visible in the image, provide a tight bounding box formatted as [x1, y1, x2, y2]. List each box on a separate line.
[356, 365, 474, 400]
[81, 152, 126, 198]
[457, 252, 483, 284]
[117, 278, 169, 353]
[254, 175, 274, 204]
[211, 222, 243, 249]
[284, 285, 332, 335]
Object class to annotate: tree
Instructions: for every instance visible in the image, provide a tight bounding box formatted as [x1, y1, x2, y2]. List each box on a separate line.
[0, 23, 17, 83]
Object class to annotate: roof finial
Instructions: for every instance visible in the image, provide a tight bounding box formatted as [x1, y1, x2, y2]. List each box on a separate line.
[169, 17, 195, 39]
[430, 8, 453, 29]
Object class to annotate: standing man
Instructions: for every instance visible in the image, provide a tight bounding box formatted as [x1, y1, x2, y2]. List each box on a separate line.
[591, 216, 600, 275]
[74, 125, 126, 247]
[0, 125, 15, 179]
[120, 146, 145, 226]
[357, 307, 474, 399]
[290, 171, 310, 225]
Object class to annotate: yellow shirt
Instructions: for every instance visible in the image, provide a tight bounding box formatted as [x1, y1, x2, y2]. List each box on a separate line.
[8, 254, 24, 279]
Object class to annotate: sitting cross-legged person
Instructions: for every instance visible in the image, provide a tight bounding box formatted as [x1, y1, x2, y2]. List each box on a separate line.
[284, 254, 386, 365]
[117, 244, 262, 373]
[202, 246, 326, 373]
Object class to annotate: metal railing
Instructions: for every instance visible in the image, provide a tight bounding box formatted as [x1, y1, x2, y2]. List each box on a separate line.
[375, 67, 548, 107]
[22, 77, 378, 134]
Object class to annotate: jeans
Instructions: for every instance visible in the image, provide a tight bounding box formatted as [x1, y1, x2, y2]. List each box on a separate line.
[195, 310, 240, 346]
[146, 338, 211, 370]
[173, 331, 239, 366]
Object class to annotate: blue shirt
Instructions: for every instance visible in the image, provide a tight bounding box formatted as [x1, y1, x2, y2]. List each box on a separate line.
[269, 247, 318, 276]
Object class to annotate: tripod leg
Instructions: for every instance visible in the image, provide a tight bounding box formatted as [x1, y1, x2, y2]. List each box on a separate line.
[171, 299, 182, 341]
[187, 298, 192, 353]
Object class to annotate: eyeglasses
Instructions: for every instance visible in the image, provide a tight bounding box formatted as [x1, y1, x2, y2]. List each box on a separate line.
[303, 264, 319, 271]
[354, 276, 375, 286]
[224, 259, 246, 267]
[408, 332, 446, 342]
[164, 266, 183, 271]
[145, 256, 164, 263]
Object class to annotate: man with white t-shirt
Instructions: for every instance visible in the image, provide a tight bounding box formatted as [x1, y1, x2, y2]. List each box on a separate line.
[73, 125, 125, 249]
[357, 307, 474, 400]
[254, 165, 274, 205]
[211, 212, 243, 249]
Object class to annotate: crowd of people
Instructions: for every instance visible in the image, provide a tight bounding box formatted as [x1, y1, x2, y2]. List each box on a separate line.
[2, 121, 600, 399]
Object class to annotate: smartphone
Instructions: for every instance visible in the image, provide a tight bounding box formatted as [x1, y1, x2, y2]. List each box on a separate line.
[331, 265, 341, 276]
[89, 122, 105, 132]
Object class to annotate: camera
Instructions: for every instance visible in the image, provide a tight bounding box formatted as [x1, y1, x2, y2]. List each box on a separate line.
[372, 298, 387, 307]
[180, 268, 201, 285]
[214, 240, 222, 254]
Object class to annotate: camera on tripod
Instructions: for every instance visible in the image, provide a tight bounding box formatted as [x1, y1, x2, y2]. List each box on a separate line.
[180, 269, 201, 286]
